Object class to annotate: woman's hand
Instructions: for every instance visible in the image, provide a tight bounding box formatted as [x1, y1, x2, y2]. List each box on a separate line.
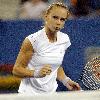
[39, 64, 52, 77]
[65, 79, 81, 91]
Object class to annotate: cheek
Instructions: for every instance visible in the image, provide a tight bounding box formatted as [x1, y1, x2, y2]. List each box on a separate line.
[61, 22, 65, 27]
[46, 21, 53, 28]
[48, 20, 55, 26]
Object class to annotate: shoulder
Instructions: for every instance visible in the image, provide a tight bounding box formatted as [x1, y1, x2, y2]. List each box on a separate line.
[26, 29, 45, 48]
[26, 29, 43, 41]
[58, 31, 71, 49]
[20, 38, 33, 52]
[58, 31, 70, 41]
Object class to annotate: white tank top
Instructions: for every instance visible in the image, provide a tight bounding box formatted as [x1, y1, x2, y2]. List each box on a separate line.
[18, 28, 71, 94]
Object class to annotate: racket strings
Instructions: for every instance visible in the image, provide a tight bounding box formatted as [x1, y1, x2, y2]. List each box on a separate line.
[86, 56, 100, 81]
[82, 56, 100, 90]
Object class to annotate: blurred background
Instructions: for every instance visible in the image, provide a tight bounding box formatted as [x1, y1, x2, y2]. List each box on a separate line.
[0, 0, 99, 20]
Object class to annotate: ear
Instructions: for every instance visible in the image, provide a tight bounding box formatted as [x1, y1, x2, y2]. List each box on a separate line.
[42, 11, 48, 21]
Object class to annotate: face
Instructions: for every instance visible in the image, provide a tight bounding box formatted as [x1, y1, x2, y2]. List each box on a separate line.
[44, 6, 68, 33]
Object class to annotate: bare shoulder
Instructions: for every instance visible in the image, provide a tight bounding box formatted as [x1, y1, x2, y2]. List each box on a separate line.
[13, 38, 34, 77]
[14, 38, 33, 67]
[59, 31, 70, 41]
[20, 38, 33, 52]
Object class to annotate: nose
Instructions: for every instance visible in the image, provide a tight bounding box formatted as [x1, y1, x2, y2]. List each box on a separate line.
[56, 19, 61, 25]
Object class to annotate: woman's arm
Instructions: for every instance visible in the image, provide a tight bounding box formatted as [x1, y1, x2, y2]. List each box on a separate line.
[57, 66, 81, 91]
[12, 38, 52, 78]
[12, 38, 34, 78]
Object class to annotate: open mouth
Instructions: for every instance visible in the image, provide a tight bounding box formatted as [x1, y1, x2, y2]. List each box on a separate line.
[55, 27, 60, 30]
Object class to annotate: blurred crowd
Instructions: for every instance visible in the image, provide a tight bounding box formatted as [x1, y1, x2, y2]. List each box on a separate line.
[0, 0, 99, 19]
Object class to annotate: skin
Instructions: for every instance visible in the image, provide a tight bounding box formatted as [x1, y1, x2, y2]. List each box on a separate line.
[13, 5, 80, 91]
[44, 6, 67, 42]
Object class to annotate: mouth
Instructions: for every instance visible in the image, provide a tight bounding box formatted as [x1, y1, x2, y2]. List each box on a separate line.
[55, 27, 60, 30]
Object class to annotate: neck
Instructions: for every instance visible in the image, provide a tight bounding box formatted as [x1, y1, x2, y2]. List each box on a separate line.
[45, 27, 57, 42]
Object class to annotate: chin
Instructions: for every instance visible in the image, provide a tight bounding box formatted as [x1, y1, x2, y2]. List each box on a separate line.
[55, 29, 60, 32]
[49, 28, 59, 33]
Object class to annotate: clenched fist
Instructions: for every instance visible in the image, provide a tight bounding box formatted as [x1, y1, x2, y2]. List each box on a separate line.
[39, 64, 52, 77]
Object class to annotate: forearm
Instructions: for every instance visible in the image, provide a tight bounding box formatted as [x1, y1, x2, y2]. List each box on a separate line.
[12, 65, 34, 78]
[12, 38, 36, 78]
[57, 66, 68, 81]
[57, 66, 81, 90]
[57, 66, 71, 85]
[13, 64, 51, 78]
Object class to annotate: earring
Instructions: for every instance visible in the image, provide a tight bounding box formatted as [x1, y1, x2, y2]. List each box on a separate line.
[45, 21, 47, 24]
[62, 26, 64, 29]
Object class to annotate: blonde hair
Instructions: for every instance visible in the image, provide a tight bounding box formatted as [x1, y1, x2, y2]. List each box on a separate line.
[45, 2, 70, 18]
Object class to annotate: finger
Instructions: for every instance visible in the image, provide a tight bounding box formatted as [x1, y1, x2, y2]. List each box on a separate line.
[43, 66, 52, 71]
[42, 67, 52, 73]
[72, 83, 81, 90]
[42, 68, 51, 72]
[66, 83, 73, 90]
[68, 81, 80, 90]
[40, 72, 46, 77]
[42, 74, 46, 77]
[44, 64, 52, 69]
[43, 70, 51, 75]
[75, 83, 81, 90]
[45, 68, 52, 72]
[44, 64, 51, 67]
[46, 70, 51, 75]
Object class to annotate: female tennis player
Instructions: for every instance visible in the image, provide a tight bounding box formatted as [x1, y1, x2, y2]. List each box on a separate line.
[13, 2, 81, 94]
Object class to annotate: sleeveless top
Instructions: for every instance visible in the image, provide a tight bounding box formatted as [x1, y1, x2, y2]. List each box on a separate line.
[18, 28, 71, 94]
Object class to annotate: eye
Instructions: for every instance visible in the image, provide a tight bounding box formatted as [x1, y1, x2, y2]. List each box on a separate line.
[60, 18, 66, 22]
[53, 16, 58, 19]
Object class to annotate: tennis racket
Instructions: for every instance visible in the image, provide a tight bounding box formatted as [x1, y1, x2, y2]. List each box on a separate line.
[82, 56, 100, 90]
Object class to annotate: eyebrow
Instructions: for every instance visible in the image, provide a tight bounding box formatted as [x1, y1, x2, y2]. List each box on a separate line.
[53, 15, 66, 19]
